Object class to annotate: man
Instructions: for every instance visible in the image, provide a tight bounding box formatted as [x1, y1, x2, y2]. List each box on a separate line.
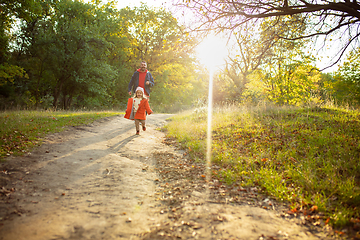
[128, 61, 155, 99]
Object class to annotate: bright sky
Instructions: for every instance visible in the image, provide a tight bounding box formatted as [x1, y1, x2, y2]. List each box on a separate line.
[116, 0, 170, 9]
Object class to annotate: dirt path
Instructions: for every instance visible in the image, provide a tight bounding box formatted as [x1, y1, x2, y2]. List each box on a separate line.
[0, 114, 336, 240]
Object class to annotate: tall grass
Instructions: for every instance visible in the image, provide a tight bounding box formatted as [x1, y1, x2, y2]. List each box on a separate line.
[0, 110, 121, 159]
[164, 104, 360, 229]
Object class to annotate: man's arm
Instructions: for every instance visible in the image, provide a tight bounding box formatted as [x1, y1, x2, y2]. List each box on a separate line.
[128, 72, 136, 95]
[146, 72, 155, 87]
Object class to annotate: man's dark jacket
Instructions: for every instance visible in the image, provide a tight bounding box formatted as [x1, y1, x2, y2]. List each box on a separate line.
[128, 70, 155, 96]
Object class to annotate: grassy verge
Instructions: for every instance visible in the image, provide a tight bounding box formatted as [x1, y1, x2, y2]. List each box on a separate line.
[0, 110, 122, 160]
[164, 105, 360, 233]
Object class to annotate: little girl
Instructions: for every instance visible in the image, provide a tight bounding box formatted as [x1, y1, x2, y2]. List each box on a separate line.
[124, 87, 153, 135]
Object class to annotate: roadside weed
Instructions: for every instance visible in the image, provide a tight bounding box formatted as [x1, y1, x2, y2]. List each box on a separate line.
[164, 105, 360, 230]
[0, 110, 121, 159]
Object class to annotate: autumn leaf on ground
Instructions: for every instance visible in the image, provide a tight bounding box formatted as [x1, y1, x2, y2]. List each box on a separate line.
[310, 205, 318, 212]
[290, 208, 298, 213]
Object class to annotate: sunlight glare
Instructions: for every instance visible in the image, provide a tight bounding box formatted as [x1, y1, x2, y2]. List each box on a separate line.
[196, 34, 228, 70]
[199, 34, 227, 201]
[205, 67, 214, 200]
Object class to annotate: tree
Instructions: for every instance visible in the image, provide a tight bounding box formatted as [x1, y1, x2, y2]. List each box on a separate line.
[120, 4, 205, 111]
[120, 4, 197, 70]
[14, 0, 121, 109]
[317, 72, 337, 104]
[223, 24, 268, 96]
[333, 47, 360, 106]
[224, 15, 322, 106]
[10, 0, 56, 107]
[259, 15, 320, 105]
[263, 58, 321, 105]
[0, 0, 42, 86]
[217, 15, 308, 102]
[100, 5, 133, 105]
[175, 0, 360, 69]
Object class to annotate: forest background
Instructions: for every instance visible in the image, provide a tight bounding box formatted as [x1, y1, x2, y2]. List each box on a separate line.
[1, 0, 360, 112]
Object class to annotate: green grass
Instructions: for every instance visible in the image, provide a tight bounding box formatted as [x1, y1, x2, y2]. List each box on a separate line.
[0, 110, 122, 160]
[164, 105, 360, 230]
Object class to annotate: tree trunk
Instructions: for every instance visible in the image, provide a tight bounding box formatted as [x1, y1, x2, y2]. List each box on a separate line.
[53, 80, 64, 109]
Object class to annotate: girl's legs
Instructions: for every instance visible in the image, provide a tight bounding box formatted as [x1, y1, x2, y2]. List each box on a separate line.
[140, 120, 146, 131]
[135, 119, 140, 134]
[135, 119, 146, 134]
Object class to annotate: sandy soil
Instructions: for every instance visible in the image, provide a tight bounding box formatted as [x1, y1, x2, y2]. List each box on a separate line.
[0, 114, 337, 240]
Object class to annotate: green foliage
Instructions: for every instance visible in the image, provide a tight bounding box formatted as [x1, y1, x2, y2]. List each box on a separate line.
[42, 0, 118, 108]
[215, 15, 322, 106]
[151, 63, 206, 113]
[0, 110, 121, 159]
[0, 0, 43, 61]
[316, 72, 337, 104]
[0, 0, 42, 90]
[1, 1, 205, 111]
[255, 17, 322, 106]
[120, 4, 196, 69]
[7, 0, 123, 109]
[263, 59, 322, 105]
[241, 70, 268, 104]
[0, 63, 28, 85]
[165, 105, 360, 229]
[332, 48, 360, 107]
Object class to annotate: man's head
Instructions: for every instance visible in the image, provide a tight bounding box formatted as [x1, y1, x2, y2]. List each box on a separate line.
[140, 61, 147, 72]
